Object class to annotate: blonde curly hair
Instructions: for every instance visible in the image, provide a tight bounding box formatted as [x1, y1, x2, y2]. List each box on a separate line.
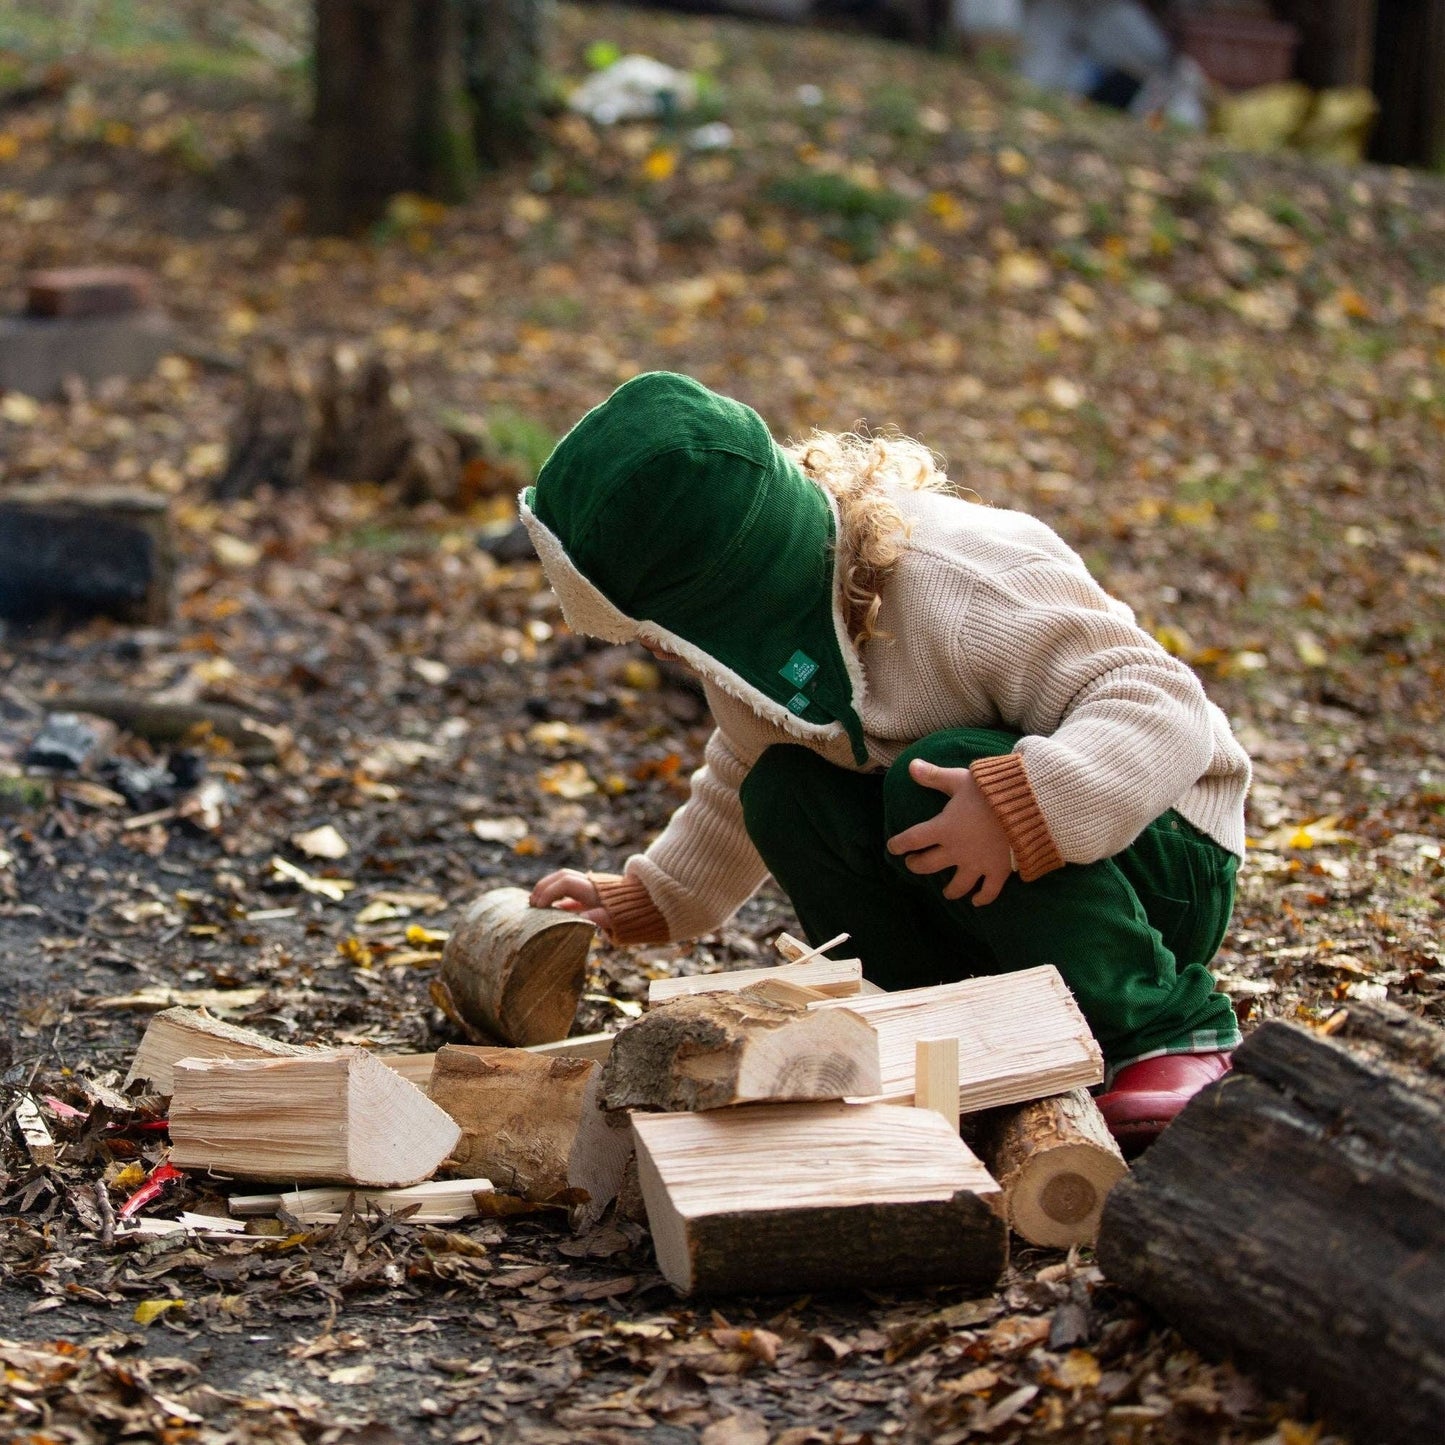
[786, 430, 950, 645]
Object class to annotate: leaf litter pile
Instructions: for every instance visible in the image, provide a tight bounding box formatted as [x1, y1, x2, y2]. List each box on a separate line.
[1, 3, 1443, 1441]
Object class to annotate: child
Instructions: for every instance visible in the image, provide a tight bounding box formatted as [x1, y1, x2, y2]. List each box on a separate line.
[523, 372, 1250, 1146]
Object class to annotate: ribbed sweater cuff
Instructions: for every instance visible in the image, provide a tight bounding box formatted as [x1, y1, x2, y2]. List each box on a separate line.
[590, 872, 671, 945]
[970, 752, 1066, 882]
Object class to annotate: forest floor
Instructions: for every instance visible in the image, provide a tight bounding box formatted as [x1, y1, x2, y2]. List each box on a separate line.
[1, 4, 1444, 1442]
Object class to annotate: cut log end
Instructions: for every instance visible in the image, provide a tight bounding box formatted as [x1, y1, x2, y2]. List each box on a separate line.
[976, 1088, 1126, 1248]
[440, 887, 595, 1046]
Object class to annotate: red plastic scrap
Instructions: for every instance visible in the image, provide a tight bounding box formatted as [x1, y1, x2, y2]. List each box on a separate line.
[117, 1161, 182, 1220]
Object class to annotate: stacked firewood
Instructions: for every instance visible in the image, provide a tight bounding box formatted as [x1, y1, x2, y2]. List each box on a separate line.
[122, 886, 1125, 1297]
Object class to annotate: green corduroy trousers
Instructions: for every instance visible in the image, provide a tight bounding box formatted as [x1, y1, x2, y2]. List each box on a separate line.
[738, 730, 1242, 1071]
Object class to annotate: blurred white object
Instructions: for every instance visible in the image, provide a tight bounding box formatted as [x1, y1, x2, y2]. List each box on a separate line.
[1131, 55, 1210, 130]
[569, 55, 698, 125]
[954, 0, 1024, 37]
[1019, 0, 1171, 92]
[689, 122, 735, 151]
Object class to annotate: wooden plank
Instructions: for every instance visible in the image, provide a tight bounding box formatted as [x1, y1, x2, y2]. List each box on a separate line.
[427, 1046, 632, 1227]
[812, 965, 1103, 1113]
[976, 1088, 1126, 1247]
[1098, 1003, 1445, 1444]
[440, 887, 595, 1045]
[228, 1178, 493, 1224]
[601, 992, 880, 1112]
[126, 1007, 312, 1095]
[632, 1102, 1006, 1296]
[914, 1037, 960, 1132]
[169, 1049, 460, 1187]
[648, 955, 863, 1006]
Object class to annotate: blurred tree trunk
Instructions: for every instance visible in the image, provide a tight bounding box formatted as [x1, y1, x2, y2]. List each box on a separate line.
[311, 0, 547, 234]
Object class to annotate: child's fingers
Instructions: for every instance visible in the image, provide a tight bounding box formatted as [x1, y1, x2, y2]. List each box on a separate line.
[530, 869, 597, 910]
[907, 757, 959, 793]
[886, 819, 940, 854]
[971, 869, 1008, 907]
[901, 844, 950, 875]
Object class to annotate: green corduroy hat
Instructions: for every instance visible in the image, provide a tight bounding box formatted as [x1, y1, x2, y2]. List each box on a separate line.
[520, 372, 868, 765]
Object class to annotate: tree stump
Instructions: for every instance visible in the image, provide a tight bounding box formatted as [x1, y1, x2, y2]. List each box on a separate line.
[600, 991, 881, 1112]
[439, 888, 595, 1047]
[974, 1088, 1127, 1247]
[1096, 1002, 1445, 1444]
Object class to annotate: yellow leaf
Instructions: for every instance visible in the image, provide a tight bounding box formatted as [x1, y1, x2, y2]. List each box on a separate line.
[1152, 624, 1195, 660]
[211, 534, 261, 567]
[110, 1162, 146, 1191]
[538, 761, 597, 799]
[1052, 1349, 1101, 1389]
[642, 147, 678, 182]
[134, 1298, 184, 1326]
[1169, 500, 1216, 529]
[0, 133, 20, 162]
[996, 252, 1049, 291]
[405, 924, 448, 946]
[1, 392, 41, 425]
[620, 659, 660, 690]
[1294, 631, 1328, 667]
[1279, 1422, 1324, 1445]
[337, 936, 373, 968]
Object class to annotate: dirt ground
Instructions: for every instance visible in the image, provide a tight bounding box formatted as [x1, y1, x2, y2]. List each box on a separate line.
[2, 4, 1443, 1441]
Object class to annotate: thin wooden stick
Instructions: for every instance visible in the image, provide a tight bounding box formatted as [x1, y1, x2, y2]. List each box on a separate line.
[914, 1038, 960, 1132]
[779, 932, 850, 970]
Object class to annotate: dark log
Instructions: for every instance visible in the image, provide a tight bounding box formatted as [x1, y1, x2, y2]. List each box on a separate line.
[1097, 1002, 1445, 1445]
[0, 487, 173, 624]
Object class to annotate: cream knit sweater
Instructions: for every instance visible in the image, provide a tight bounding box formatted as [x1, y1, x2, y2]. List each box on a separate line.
[591, 487, 1251, 945]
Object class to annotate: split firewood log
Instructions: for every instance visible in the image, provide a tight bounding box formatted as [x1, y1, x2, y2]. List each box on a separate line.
[600, 991, 880, 1112]
[169, 1050, 459, 1188]
[632, 1102, 1006, 1296]
[125, 1006, 312, 1096]
[438, 887, 596, 1046]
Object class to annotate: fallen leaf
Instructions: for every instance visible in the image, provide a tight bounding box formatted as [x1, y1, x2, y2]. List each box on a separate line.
[134, 1297, 184, 1326]
[292, 824, 350, 859]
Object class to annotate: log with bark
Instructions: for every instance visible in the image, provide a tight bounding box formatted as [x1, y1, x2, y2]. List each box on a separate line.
[426, 1045, 631, 1228]
[632, 1101, 1006, 1296]
[974, 1088, 1126, 1247]
[811, 965, 1103, 1112]
[600, 991, 881, 1112]
[439, 887, 596, 1046]
[1096, 1002, 1445, 1444]
[44, 692, 287, 763]
[169, 1049, 459, 1188]
[0, 487, 173, 625]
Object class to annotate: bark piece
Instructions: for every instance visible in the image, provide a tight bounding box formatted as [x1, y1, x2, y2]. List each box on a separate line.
[633, 1101, 1006, 1297]
[601, 992, 881, 1112]
[648, 956, 863, 1006]
[1097, 1003, 1445, 1445]
[0, 487, 173, 625]
[26, 266, 154, 318]
[169, 1049, 460, 1187]
[125, 1007, 312, 1096]
[975, 1088, 1127, 1247]
[427, 1045, 631, 1227]
[228, 1178, 493, 1224]
[812, 965, 1103, 1112]
[439, 887, 596, 1046]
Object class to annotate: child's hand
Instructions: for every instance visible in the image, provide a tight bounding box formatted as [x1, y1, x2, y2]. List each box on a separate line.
[887, 760, 1013, 906]
[530, 869, 615, 934]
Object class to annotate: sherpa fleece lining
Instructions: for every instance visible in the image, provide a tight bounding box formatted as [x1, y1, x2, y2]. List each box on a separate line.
[519, 489, 871, 754]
